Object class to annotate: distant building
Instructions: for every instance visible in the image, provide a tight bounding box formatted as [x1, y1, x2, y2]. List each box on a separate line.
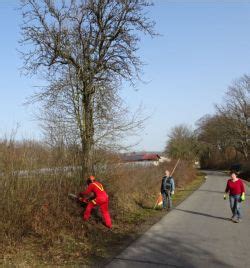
[120, 153, 160, 162]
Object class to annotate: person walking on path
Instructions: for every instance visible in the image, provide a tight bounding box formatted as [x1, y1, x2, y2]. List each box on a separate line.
[224, 171, 246, 223]
[161, 170, 175, 210]
[78, 175, 112, 228]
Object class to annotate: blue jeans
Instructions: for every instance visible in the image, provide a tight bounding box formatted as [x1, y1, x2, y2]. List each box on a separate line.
[229, 195, 242, 219]
[162, 191, 172, 209]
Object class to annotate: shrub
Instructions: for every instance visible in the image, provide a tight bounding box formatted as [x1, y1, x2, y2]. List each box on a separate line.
[0, 139, 197, 265]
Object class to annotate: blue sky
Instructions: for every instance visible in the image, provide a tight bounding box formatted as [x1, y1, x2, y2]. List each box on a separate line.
[0, 1, 250, 151]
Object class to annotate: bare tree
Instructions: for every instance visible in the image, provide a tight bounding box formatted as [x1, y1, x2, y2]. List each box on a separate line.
[196, 114, 238, 168]
[216, 74, 250, 160]
[195, 75, 250, 168]
[20, 0, 155, 176]
[196, 114, 235, 153]
[165, 124, 201, 161]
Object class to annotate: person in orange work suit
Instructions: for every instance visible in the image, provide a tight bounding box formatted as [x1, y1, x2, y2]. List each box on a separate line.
[78, 175, 112, 228]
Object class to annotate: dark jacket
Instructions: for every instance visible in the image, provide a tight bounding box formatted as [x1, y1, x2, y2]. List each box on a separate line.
[161, 176, 175, 193]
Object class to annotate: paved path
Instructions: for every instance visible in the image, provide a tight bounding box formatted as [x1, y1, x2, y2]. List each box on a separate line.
[106, 171, 250, 268]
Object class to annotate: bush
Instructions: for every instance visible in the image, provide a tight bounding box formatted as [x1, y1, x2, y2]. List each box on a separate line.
[0, 139, 198, 265]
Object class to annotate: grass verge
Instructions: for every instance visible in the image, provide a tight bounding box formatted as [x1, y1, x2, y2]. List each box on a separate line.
[94, 170, 206, 267]
[1, 168, 205, 267]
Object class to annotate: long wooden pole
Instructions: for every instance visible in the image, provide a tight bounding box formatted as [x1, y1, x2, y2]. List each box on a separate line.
[170, 158, 180, 176]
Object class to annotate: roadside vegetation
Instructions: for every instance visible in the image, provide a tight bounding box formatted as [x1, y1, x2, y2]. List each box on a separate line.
[165, 74, 249, 181]
[197, 75, 249, 179]
[1, 1, 205, 265]
[1, 0, 248, 266]
[0, 138, 202, 266]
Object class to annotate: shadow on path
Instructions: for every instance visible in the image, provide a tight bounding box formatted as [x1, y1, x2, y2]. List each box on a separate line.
[197, 189, 250, 197]
[198, 189, 225, 194]
[174, 208, 230, 221]
[106, 233, 234, 268]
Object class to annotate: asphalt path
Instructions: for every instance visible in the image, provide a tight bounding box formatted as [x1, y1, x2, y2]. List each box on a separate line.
[106, 171, 250, 268]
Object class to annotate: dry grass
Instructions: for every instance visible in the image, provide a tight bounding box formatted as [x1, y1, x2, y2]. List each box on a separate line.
[0, 139, 201, 266]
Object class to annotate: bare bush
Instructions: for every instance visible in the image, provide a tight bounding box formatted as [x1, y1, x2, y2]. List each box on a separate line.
[1, 149, 196, 265]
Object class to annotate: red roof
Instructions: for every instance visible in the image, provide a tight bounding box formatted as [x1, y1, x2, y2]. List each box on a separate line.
[143, 154, 160, 161]
[120, 153, 160, 162]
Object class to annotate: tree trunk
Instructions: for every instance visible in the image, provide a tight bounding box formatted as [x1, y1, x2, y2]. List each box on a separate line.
[80, 92, 94, 178]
